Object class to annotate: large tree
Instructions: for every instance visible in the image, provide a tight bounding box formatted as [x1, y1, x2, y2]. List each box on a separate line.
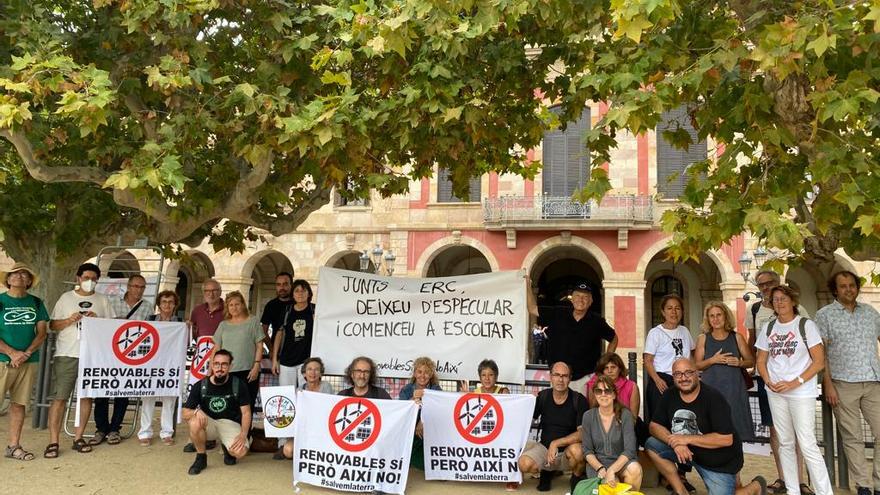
[1, 0, 561, 302]
[539, 0, 880, 269]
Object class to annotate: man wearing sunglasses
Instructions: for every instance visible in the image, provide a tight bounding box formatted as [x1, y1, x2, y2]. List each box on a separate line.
[646, 358, 768, 495]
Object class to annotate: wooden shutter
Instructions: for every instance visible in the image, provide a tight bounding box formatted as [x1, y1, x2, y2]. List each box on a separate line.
[542, 107, 591, 197]
[656, 106, 707, 198]
[437, 168, 481, 202]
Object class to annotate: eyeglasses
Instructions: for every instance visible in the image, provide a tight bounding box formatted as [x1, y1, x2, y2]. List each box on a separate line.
[592, 388, 614, 396]
[352, 369, 371, 375]
[203, 289, 221, 294]
[550, 373, 570, 379]
[756, 281, 776, 288]
[771, 297, 790, 303]
[9, 271, 32, 278]
[672, 370, 697, 379]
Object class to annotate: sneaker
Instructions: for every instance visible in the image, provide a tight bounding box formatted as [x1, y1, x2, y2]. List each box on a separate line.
[855, 487, 871, 495]
[537, 470, 553, 492]
[183, 442, 195, 453]
[222, 445, 236, 466]
[188, 453, 207, 475]
[505, 482, 520, 491]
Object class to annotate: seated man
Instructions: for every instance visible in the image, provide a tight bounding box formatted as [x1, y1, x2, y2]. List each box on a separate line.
[183, 350, 251, 475]
[646, 357, 767, 495]
[515, 361, 587, 492]
[338, 356, 391, 399]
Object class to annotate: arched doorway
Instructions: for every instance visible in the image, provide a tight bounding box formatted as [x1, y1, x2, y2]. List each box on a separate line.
[107, 251, 140, 279]
[331, 251, 373, 273]
[245, 251, 294, 313]
[528, 245, 604, 314]
[425, 246, 491, 277]
[644, 250, 723, 336]
[177, 251, 215, 317]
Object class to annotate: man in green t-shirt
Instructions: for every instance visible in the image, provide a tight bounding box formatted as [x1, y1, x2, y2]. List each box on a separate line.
[0, 262, 49, 461]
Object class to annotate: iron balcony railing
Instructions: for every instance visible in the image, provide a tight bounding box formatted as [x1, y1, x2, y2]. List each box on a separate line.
[482, 194, 654, 224]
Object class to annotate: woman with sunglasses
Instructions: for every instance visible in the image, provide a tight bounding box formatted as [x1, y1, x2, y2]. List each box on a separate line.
[581, 375, 642, 490]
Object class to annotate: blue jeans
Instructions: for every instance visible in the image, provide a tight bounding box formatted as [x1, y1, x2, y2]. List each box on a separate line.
[645, 437, 737, 495]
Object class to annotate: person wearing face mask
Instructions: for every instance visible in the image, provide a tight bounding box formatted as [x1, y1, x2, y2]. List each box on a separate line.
[45, 263, 113, 458]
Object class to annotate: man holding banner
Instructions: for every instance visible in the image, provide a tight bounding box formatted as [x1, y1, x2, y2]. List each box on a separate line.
[183, 349, 251, 475]
[46, 263, 113, 457]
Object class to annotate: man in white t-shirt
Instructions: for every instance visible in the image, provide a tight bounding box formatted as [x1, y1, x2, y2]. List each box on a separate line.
[44, 263, 113, 458]
[744, 270, 810, 494]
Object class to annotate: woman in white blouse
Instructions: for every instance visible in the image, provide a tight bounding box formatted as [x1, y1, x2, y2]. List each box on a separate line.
[756, 285, 832, 495]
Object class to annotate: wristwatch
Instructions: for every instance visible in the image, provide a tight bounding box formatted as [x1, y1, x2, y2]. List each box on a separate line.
[797, 376, 805, 384]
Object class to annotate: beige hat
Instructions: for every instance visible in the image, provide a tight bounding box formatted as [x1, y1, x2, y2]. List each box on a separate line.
[0, 262, 40, 289]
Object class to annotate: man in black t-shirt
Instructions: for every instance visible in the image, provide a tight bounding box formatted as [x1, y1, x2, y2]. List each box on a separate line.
[260, 272, 294, 347]
[528, 281, 617, 396]
[646, 358, 767, 495]
[516, 362, 587, 492]
[183, 350, 252, 475]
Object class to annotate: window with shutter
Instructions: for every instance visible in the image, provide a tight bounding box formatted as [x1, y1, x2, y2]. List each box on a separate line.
[656, 106, 707, 199]
[541, 106, 591, 198]
[437, 167, 482, 203]
[334, 181, 369, 207]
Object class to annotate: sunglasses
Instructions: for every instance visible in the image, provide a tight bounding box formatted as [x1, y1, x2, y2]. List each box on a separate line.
[592, 388, 615, 396]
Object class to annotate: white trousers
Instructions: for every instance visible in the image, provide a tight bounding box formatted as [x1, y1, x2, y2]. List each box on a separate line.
[767, 393, 834, 495]
[138, 396, 177, 440]
[276, 364, 302, 447]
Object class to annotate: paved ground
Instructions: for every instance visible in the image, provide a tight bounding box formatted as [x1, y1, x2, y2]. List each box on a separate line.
[0, 416, 853, 494]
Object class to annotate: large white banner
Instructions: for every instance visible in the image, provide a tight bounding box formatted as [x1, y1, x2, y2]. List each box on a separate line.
[293, 391, 417, 494]
[421, 390, 535, 482]
[77, 317, 188, 399]
[313, 268, 527, 383]
[261, 386, 298, 438]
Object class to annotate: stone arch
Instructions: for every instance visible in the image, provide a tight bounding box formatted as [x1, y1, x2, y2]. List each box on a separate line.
[520, 235, 614, 278]
[241, 249, 295, 312]
[634, 236, 737, 285]
[414, 236, 499, 277]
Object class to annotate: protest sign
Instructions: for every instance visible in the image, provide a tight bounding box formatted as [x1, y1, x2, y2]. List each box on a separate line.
[294, 391, 417, 494]
[77, 317, 188, 399]
[421, 389, 535, 482]
[261, 386, 298, 437]
[313, 268, 527, 383]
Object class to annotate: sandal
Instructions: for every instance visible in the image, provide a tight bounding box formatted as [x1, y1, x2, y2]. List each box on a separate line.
[88, 431, 106, 446]
[5, 445, 35, 461]
[800, 484, 815, 495]
[72, 438, 93, 453]
[107, 431, 121, 445]
[139, 438, 151, 447]
[161, 437, 174, 446]
[767, 479, 786, 494]
[43, 443, 59, 459]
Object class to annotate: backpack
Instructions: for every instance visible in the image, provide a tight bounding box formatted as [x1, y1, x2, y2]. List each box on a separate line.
[765, 317, 809, 345]
[201, 375, 243, 399]
[573, 477, 601, 495]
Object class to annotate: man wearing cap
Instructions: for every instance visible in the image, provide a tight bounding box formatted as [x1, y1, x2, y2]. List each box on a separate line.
[0, 263, 49, 461]
[528, 280, 617, 395]
[46, 262, 113, 457]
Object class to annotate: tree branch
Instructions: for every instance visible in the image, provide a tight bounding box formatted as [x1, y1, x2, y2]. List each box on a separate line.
[228, 182, 333, 236]
[0, 130, 110, 184]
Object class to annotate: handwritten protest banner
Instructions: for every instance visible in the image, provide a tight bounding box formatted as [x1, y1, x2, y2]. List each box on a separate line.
[77, 317, 188, 399]
[313, 268, 527, 383]
[293, 391, 417, 494]
[421, 389, 535, 482]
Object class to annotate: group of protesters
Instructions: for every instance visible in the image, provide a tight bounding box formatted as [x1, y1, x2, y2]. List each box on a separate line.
[1, 261, 878, 495]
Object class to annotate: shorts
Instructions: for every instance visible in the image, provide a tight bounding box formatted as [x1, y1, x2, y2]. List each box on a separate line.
[521, 440, 575, 472]
[206, 417, 251, 450]
[0, 362, 37, 406]
[755, 376, 773, 426]
[49, 356, 79, 401]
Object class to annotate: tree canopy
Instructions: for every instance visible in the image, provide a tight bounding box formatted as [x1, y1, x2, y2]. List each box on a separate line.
[2, 0, 880, 289]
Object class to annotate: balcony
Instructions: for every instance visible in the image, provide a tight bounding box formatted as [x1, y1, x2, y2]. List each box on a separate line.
[482, 194, 655, 230]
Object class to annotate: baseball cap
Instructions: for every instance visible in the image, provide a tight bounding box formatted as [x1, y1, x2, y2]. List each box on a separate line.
[572, 281, 592, 293]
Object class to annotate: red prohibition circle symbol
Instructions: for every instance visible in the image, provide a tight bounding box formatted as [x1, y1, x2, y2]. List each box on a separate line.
[190, 336, 215, 381]
[327, 397, 382, 452]
[112, 321, 160, 366]
[454, 393, 504, 444]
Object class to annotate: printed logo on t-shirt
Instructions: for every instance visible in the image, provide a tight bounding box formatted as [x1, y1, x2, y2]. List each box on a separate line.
[78, 301, 93, 311]
[672, 339, 684, 357]
[768, 332, 798, 358]
[292, 319, 306, 339]
[671, 409, 701, 435]
[209, 397, 228, 414]
[3, 307, 36, 324]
